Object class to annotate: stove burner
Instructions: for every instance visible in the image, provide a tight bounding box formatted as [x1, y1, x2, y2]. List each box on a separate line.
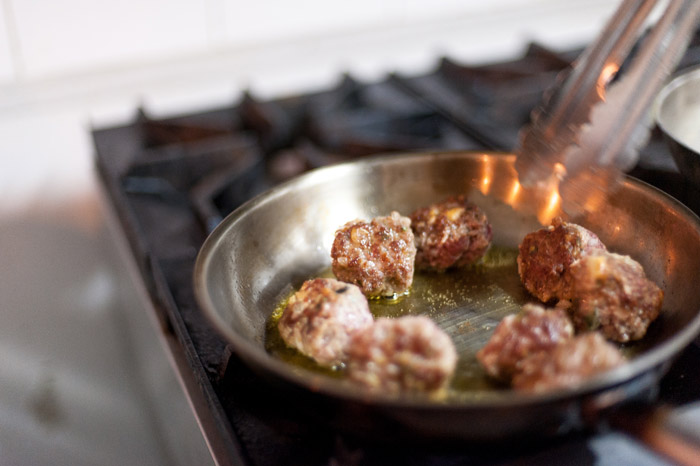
[93, 34, 700, 466]
[127, 111, 264, 232]
[137, 108, 233, 149]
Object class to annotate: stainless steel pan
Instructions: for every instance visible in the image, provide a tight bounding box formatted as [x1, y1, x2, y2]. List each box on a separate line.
[194, 151, 700, 443]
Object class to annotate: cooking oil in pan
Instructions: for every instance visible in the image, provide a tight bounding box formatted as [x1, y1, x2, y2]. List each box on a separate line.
[265, 246, 530, 392]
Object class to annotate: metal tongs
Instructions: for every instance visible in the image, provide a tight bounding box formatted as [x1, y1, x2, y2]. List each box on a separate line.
[515, 0, 700, 214]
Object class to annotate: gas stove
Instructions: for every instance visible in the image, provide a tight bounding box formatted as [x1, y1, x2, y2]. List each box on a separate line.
[93, 38, 700, 466]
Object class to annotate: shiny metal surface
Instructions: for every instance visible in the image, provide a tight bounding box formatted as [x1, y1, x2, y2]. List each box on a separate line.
[516, 0, 700, 214]
[656, 65, 700, 189]
[194, 151, 700, 440]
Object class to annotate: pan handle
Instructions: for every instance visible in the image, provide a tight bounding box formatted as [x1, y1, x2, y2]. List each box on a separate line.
[608, 402, 700, 466]
[579, 369, 700, 466]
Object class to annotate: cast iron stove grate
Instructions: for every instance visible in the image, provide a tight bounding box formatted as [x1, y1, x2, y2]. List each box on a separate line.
[93, 38, 700, 466]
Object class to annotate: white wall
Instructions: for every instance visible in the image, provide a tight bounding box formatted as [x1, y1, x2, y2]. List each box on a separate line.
[1, 0, 618, 85]
[0, 0, 620, 214]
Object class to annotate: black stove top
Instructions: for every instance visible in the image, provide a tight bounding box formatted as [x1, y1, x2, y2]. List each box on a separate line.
[93, 38, 700, 466]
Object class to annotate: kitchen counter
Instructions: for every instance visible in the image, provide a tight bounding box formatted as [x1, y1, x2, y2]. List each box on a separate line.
[0, 200, 211, 465]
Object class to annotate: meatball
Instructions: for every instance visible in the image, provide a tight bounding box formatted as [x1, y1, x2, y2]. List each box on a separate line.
[410, 195, 492, 271]
[278, 278, 374, 367]
[512, 332, 625, 392]
[476, 303, 574, 381]
[331, 211, 416, 297]
[569, 252, 664, 342]
[517, 217, 606, 302]
[346, 316, 457, 394]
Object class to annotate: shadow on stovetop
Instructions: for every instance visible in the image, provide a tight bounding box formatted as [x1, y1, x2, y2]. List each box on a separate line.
[217, 353, 596, 466]
[214, 342, 699, 466]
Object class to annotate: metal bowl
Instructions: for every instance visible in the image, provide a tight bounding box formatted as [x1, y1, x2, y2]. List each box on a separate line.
[656, 66, 700, 187]
[194, 151, 700, 441]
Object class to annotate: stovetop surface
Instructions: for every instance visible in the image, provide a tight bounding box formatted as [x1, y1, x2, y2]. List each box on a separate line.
[93, 38, 700, 466]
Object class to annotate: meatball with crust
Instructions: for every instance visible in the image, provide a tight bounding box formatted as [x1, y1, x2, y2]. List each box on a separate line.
[331, 212, 416, 297]
[569, 252, 663, 342]
[477, 303, 574, 381]
[346, 316, 457, 394]
[278, 278, 373, 367]
[512, 332, 625, 392]
[410, 195, 492, 271]
[518, 217, 606, 303]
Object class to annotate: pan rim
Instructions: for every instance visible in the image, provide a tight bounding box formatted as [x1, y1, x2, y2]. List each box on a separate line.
[193, 150, 700, 410]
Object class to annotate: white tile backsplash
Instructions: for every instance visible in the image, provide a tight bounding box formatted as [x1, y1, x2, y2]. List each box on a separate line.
[11, 0, 209, 79]
[222, 0, 385, 45]
[219, 0, 543, 47]
[0, 5, 16, 84]
[378, 0, 535, 25]
[4, 0, 618, 83]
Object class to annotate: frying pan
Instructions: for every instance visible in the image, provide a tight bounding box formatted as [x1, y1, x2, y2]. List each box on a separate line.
[194, 151, 700, 443]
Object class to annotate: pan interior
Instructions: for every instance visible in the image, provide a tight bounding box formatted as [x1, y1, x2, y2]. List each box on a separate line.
[196, 151, 700, 402]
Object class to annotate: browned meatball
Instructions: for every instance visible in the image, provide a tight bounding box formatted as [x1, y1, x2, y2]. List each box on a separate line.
[569, 252, 664, 342]
[346, 316, 457, 394]
[517, 217, 606, 302]
[278, 278, 374, 367]
[410, 195, 492, 271]
[331, 212, 416, 297]
[512, 332, 625, 392]
[476, 303, 574, 381]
